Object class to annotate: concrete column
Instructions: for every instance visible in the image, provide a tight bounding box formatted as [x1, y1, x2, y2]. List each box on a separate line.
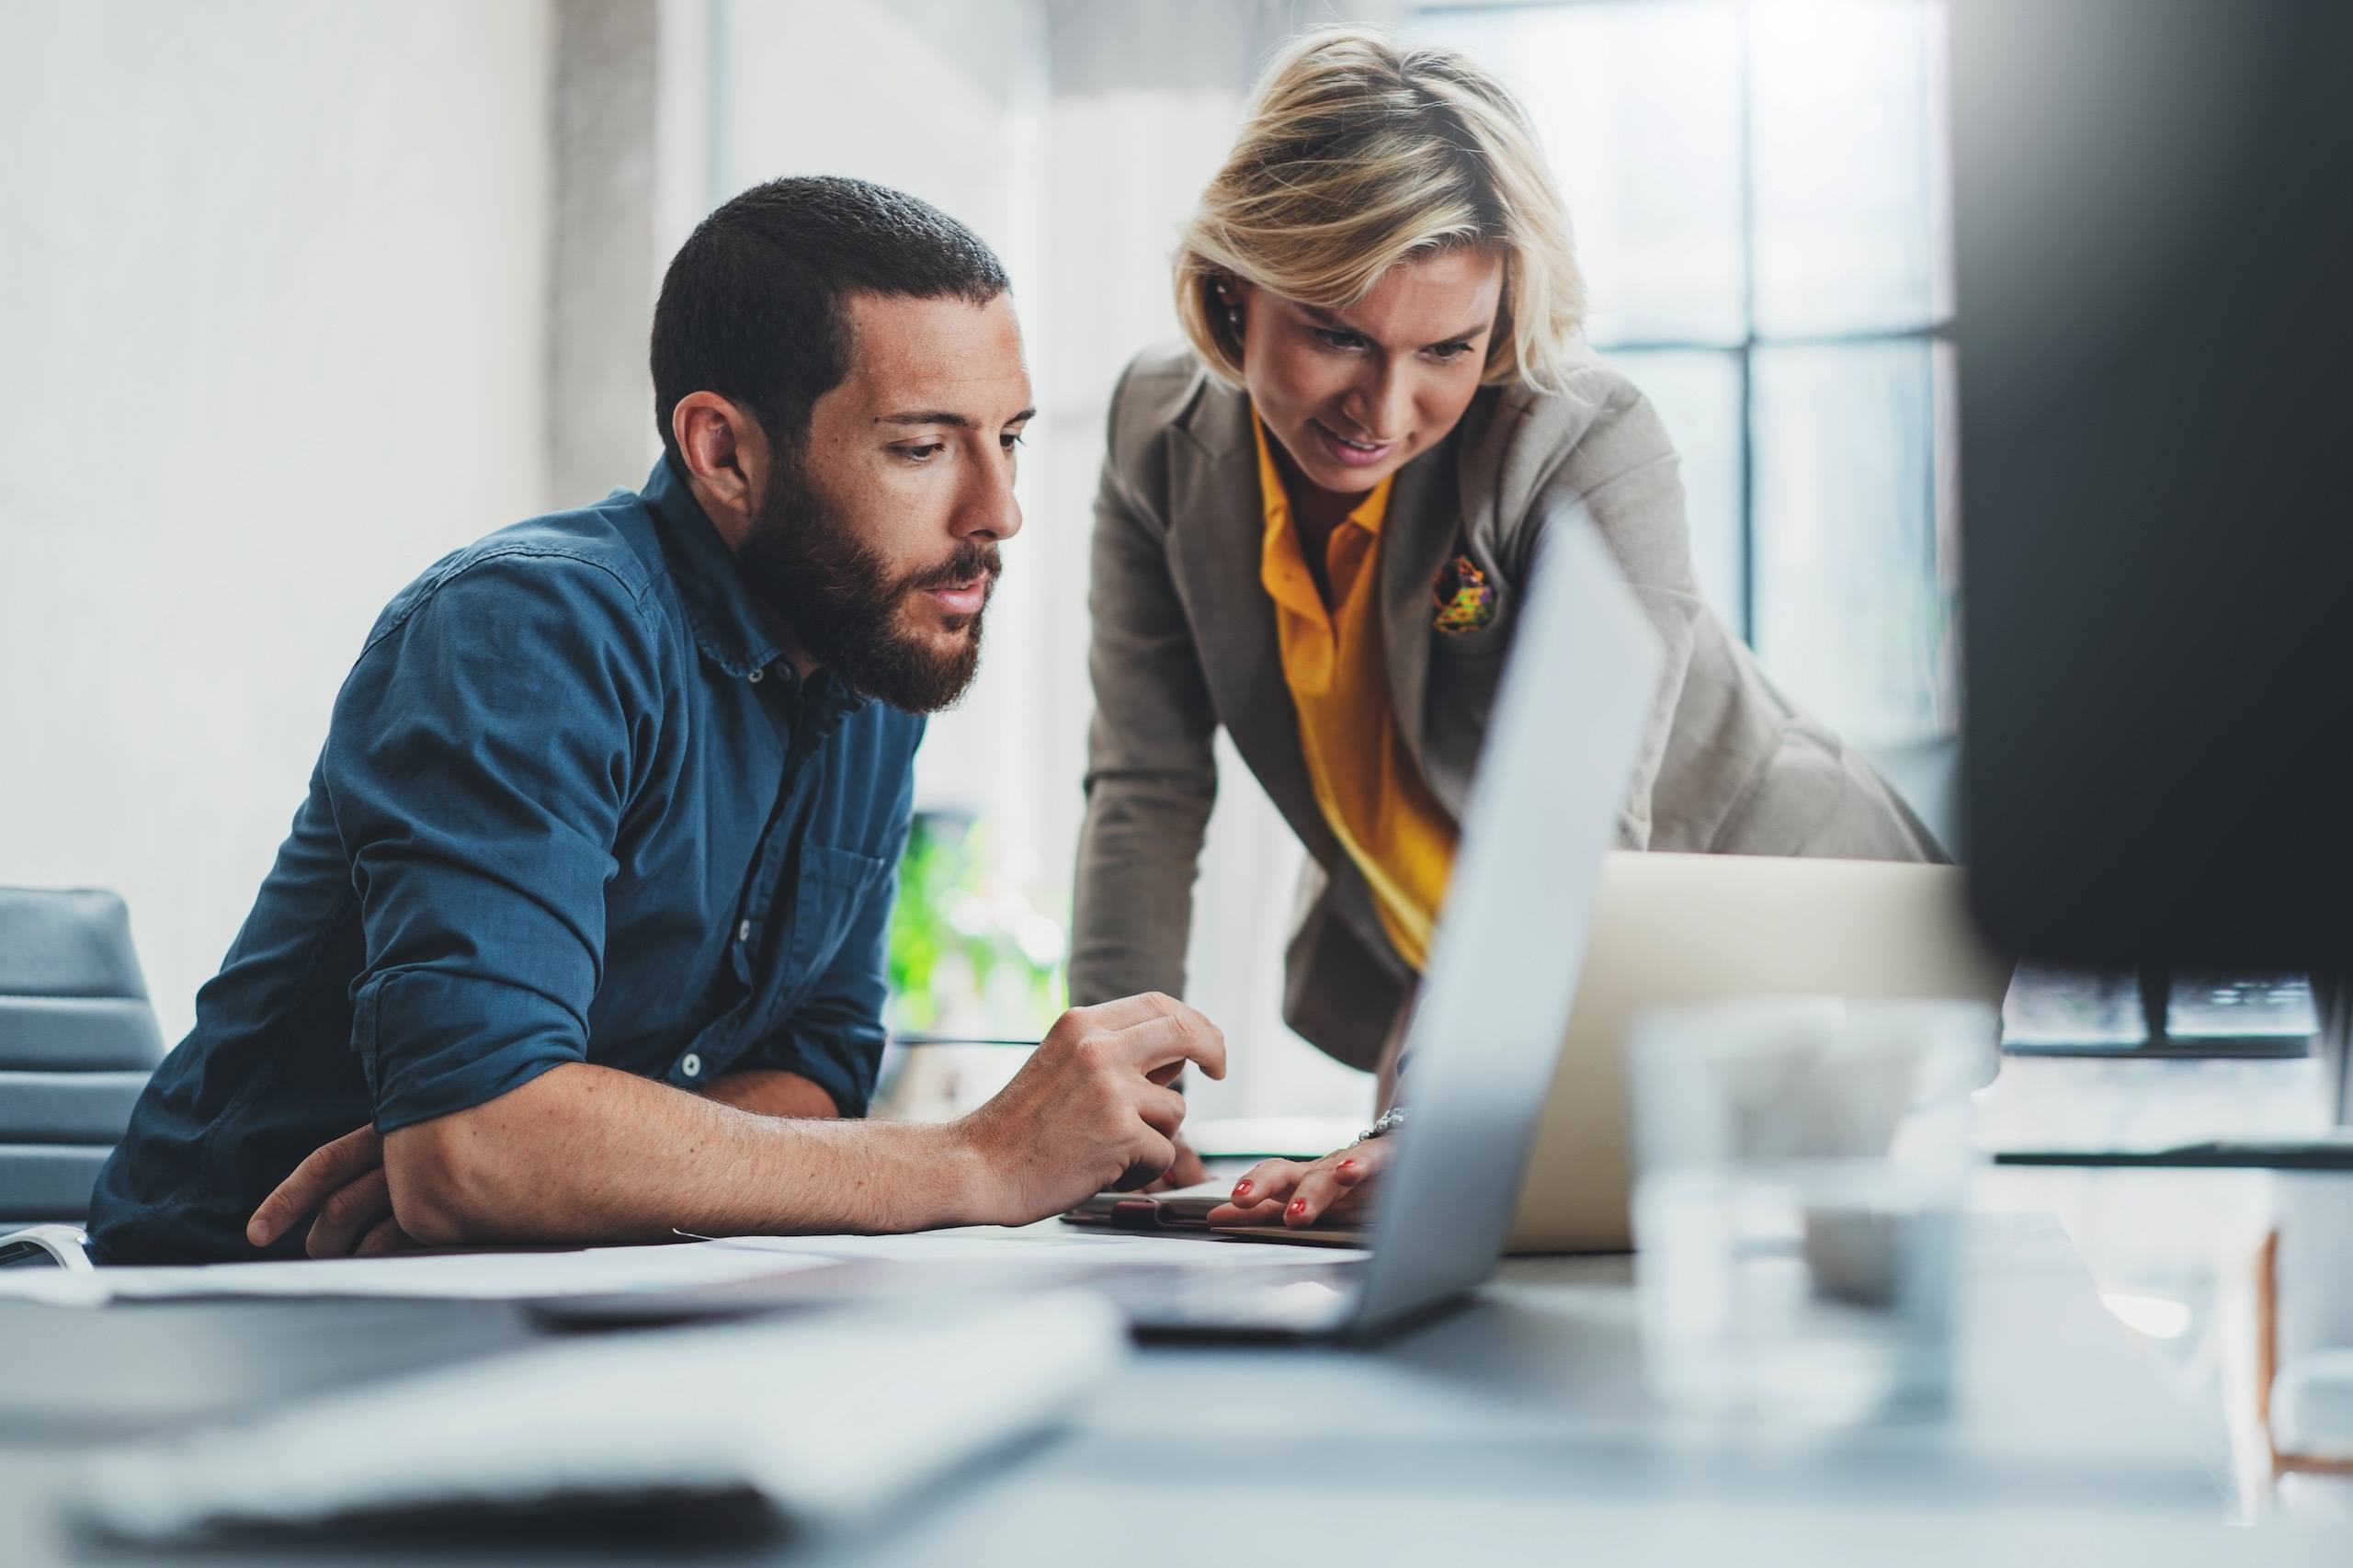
[548, 0, 661, 502]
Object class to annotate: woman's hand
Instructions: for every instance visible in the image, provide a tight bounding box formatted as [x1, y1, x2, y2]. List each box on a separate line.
[1204, 1135, 1397, 1229]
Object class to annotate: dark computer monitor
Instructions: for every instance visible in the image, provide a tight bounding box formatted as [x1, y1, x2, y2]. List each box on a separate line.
[1953, 0, 2353, 971]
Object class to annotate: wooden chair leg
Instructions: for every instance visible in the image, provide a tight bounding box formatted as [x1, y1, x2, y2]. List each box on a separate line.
[2256, 1230, 2281, 1480]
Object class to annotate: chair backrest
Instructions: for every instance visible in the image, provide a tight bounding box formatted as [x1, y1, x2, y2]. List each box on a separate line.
[0, 887, 166, 1224]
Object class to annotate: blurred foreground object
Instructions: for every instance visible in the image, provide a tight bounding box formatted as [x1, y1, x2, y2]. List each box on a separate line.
[1632, 998, 1995, 1421]
[72, 1293, 1122, 1548]
[1954, 0, 2353, 969]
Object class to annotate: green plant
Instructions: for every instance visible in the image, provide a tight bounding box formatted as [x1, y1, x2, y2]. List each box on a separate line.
[886, 811, 1066, 1034]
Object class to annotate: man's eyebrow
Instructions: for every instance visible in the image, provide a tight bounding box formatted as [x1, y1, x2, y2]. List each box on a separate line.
[877, 411, 977, 429]
[875, 407, 1038, 429]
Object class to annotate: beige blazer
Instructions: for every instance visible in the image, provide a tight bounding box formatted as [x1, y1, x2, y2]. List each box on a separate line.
[1068, 343, 1939, 1070]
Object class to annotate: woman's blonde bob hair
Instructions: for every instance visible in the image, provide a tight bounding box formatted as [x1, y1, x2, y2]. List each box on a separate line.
[1176, 27, 1586, 393]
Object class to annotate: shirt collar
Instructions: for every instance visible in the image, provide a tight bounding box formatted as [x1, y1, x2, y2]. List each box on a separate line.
[640, 454, 788, 678]
[1250, 408, 1393, 537]
[638, 456, 873, 724]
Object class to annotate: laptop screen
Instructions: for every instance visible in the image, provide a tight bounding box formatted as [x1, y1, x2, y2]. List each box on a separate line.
[1351, 515, 1664, 1331]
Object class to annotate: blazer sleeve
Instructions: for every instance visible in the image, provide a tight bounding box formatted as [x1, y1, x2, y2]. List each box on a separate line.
[1066, 364, 1222, 1007]
[1518, 381, 1706, 851]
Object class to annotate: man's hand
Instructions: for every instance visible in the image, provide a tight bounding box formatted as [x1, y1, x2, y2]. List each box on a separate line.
[1141, 1136, 1210, 1193]
[246, 1124, 414, 1257]
[951, 993, 1226, 1224]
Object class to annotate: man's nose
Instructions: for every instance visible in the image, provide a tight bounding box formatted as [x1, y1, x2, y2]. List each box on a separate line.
[955, 448, 1023, 542]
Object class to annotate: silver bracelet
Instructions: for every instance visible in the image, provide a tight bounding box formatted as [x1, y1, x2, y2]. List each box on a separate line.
[1354, 1106, 1408, 1144]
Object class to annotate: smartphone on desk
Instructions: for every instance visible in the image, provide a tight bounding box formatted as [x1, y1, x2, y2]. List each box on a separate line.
[1061, 1187, 1226, 1232]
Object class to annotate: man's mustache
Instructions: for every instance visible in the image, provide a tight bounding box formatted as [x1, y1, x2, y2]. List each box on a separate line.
[896, 543, 1003, 599]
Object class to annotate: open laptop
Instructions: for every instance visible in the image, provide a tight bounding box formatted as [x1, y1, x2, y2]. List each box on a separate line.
[1164, 852, 2011, 1256]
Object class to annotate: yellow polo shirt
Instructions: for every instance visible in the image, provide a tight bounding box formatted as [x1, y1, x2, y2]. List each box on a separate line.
[1254, 414, 1460, 971]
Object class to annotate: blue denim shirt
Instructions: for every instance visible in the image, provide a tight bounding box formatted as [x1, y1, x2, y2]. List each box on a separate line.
[89, 458, 922, 1264]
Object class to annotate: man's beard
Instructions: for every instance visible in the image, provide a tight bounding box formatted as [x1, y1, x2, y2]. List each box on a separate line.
[734, 460, 997, 714]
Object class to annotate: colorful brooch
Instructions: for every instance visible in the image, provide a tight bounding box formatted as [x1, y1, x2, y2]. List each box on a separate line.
[1431, 554, 1497, 635]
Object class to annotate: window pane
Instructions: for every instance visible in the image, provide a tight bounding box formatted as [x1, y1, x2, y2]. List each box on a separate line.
[1751, 339, 1955, 744]
[1751, 0, 1949, 335]
[1604, 347, 1745, 634]
[1415, 2, 1745, 346]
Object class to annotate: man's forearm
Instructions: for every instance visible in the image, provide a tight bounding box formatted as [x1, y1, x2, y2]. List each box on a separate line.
[382, 1062, 983, 1248]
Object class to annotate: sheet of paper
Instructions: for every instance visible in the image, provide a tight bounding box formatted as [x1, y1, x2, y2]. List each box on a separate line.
[0, 1239, 839, 1307]
[704, 1226, 1369, 1267]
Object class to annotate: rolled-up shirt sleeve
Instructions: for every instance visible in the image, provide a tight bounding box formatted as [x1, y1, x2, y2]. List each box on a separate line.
[325, 550, 660, 1134]
[743, 766, 913, 1119]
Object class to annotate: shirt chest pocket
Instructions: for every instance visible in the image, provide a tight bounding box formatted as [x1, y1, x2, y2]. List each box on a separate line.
[782, 842, 890, 983]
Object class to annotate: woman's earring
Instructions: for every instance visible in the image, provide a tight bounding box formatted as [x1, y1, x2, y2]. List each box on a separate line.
[1217, 286, 1243, 340]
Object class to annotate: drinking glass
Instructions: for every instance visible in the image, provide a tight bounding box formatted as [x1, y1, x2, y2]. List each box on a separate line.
[1630, 997, 1995, 1421]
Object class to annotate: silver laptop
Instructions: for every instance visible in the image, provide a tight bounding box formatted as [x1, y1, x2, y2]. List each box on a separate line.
[1097, 515, 1664, 1337]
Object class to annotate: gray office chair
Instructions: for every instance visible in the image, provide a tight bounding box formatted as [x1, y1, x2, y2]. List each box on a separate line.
[0, 886, 166, 1267]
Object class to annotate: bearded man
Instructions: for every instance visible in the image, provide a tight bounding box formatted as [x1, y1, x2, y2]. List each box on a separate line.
[87, 176, 1222, 1265]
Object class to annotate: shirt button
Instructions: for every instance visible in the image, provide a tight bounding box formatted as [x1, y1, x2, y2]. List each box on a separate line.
[680, 1053, 703, 1079]
[737, 919, 753, 943]
[746, 667, 764, 684]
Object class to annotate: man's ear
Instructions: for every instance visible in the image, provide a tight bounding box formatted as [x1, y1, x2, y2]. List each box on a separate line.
[671, 392, 770, 549]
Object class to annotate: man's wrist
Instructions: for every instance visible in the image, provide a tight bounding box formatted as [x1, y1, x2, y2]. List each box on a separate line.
[900, 1118, 1008, 1230]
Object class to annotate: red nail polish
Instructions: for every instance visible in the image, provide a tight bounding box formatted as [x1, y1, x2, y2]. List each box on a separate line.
[1289, 1199, 1306, 1216]
[1233, 1180, 1252, 1197]
[1339, 1159, 1356, 1170]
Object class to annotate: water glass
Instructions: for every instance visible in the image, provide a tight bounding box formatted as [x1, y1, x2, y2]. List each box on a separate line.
[1630, 997, 1995, 1422]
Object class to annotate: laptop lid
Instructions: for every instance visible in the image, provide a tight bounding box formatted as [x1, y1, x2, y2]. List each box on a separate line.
[1348, 515, 1664, 1333]
[1506, 853, 2013, 1254]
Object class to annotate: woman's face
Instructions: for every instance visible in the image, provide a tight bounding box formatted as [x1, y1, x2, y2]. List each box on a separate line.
[1233, 245, 1505, 498]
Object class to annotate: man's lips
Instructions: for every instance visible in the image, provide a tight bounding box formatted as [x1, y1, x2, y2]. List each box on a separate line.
[1312, 418, 1398, 469]
[920, 574, 992, 616]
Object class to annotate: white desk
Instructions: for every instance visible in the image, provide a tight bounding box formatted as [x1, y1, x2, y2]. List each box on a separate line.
[2, 1213, 2337, 1565]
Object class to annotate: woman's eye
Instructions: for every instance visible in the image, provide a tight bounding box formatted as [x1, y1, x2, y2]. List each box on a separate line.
[1001, 430, 1027, 451]
[1313, 328, 1367, 352]
[1427, 342, 1474, 363]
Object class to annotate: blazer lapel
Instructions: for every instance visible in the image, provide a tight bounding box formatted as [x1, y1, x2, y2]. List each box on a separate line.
[1164, 380, 1338, 866]
[1378, 433, 1465, 775]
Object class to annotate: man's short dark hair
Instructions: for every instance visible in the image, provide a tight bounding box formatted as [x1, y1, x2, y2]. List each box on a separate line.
[650, 176, 1010, 460]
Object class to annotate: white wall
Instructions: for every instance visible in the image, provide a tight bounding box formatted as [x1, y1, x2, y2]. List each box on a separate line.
[0, 1, 555, 1044]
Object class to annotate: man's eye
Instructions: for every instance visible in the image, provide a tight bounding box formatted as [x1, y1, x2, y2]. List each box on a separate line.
[1313, 328, 1367, 352]
[897, 443, 946, 462]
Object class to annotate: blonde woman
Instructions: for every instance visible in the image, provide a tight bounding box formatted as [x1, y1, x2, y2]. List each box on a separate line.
[1069, 28, 1936, 1227]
